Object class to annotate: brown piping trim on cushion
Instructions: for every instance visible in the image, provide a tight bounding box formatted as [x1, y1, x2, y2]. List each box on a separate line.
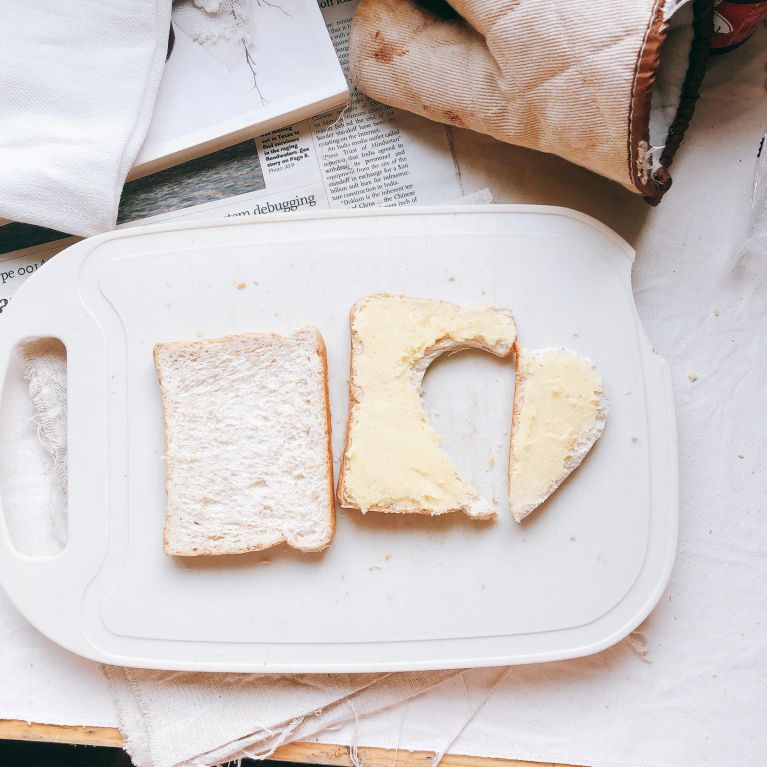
[651, 0, 714, 202]
[628, 0, 714, 205]
[627, 0, 666, 198]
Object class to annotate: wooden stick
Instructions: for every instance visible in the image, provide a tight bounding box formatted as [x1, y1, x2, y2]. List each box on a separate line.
[0, 719, 580, 767]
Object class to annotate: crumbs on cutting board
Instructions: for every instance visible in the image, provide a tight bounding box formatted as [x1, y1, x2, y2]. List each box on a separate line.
[631, 435, 639, 443]
[687, 372, 698, 383]
[235, 282, 247, 290]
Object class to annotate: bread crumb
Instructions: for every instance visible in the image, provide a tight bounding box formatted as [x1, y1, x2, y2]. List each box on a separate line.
[487, 455, 495, 470]
[384, 554, 392, 561]
[624, 390, 632, 395]
[480, 582, 486, 589]
[368, 564, 383, 571]
[492, 493, 500, 505]
[713, 308, 720, 316]
[631, 436, 639, 443]
[481, 290, 486, 295]
[236, 282, 247, 290]
[447, 276, 456, 282]
[736, 453, 744, 459]
[165, 282, 172, 288]
[627, 629, 652, 663]
[195, 330, 205, 338]
[572, 332, 579, 338]
[569, 533, 576, 541]
[253, 280, 259, 286]
[687, 372, 698, 383]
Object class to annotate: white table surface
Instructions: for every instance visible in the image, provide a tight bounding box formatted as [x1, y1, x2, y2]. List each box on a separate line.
[1, 26, 766, 767]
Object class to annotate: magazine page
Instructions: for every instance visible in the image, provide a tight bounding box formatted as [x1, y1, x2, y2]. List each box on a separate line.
[0, 0, 461, 314]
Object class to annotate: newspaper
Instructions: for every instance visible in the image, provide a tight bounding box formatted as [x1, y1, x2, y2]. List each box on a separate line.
[0, 0, 462, 316]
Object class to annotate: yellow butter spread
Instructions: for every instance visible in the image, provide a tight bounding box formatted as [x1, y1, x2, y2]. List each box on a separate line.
[342, 295, 516, 516]
[509, 348, 605, 521]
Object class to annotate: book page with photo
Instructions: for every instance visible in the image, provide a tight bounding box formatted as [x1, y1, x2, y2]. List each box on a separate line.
[131, 0, 348, 177]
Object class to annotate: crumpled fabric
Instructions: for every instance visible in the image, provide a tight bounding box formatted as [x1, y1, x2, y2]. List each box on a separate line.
[0, 1, 170, 236]
[350, 0, 713, 202]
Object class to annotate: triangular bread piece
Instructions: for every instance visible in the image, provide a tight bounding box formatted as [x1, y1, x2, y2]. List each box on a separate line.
[509, 347, 607, 522]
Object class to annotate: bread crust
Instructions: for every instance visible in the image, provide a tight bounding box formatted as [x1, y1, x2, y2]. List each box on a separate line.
[508, 342, 527, 521]
[314, 328, 337, 550]
[335, 307, 356, 511]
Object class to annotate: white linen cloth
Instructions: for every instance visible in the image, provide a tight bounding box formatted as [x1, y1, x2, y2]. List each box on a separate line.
[0, 1, 170, 237]
[0, 29, 765, 767]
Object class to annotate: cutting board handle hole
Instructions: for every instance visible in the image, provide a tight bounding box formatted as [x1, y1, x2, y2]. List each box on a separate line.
[0, 338, 68, 556]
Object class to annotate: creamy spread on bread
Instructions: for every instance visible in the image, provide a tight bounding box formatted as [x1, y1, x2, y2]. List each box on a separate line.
[509, 347, 606, 521]
[340, 295, 516, 517]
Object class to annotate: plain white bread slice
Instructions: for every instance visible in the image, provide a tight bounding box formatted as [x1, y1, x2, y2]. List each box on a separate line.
[509, 347, 607, 522]
[337, 294, 517, 519]
[154, 327, 334, 556]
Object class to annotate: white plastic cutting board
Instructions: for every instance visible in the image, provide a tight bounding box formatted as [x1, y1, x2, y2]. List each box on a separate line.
[0, 206, 677, 672]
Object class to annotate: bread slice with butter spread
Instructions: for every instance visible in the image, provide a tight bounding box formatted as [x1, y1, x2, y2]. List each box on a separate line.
[154, 327, 334, 556]
[337, 294, 517, 520]
[509, 347, 607, 522]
